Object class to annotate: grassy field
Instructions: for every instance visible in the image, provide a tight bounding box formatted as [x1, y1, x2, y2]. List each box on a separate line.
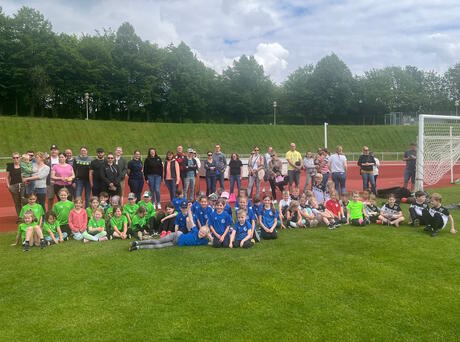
[0, 116, 417, 158]
[1, 186, 459, 341]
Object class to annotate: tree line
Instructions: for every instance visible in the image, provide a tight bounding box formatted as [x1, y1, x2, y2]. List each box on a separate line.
[1, 7, 460, 125]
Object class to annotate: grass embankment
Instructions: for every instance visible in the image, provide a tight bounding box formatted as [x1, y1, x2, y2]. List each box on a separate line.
[1, 116, 416, 157]
[1, 186, 459, 340]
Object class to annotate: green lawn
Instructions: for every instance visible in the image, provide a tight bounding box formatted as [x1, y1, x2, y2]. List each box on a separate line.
[1, 186, 459, 341]
[0, 116, 416, 158]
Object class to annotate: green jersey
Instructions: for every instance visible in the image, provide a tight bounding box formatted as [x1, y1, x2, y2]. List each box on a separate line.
[138, 201, 155, 220]
[110, 216, 127, 231]
[347, 200, 365, 220]
[123, 203, 139, 218]
[53, 200, 74, 225]
[43, 221, 60, 237]
[19, 203, 44, 222]
[88, 218, 106, 232]
[17, 222, 36, 240]
[131, 214, 147, 231]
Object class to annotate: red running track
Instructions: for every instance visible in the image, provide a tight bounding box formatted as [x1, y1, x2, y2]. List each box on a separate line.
[1, 162, 459, 232]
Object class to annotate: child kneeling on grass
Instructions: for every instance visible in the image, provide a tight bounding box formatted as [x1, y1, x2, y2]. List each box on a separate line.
[378, 193, 404, 227]
[287, 200, 307, 228]
[422, 193, 456, 237]
[347, 191, 369, 226]
[13, 210, 47, 251]
[84, 208, 108, 243]
[408, 191, 428, 226]
[43, 211, 68, 245]
[130, 204, 212, 251]
[230, 210, 253, 248]
[259, 194, 278, 239]
[128, 206, 150, 240]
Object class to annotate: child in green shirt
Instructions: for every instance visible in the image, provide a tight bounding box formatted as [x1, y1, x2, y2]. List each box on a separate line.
[123, 193, 139, 226]
[13, 210, 46, 251]
[21, 153, 34, 195]
[20, 194, 45, 226]
[138, 191, 156, 233]
[110, 206, 128, 239]
[347, 191, 369, 226]
[43, 211, 68, 244]
[52, 188, 74, 234]
[83, 208, 108, 242]
[129, 206, 149, 240]
[86, 196, 100, 221]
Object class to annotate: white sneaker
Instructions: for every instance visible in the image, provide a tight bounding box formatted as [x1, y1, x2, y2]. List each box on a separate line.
[273, 200, 277, 204]
[157, 203, 162, 210]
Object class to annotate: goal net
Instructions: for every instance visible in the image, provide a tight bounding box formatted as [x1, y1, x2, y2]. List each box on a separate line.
[416, 115, 460, 191]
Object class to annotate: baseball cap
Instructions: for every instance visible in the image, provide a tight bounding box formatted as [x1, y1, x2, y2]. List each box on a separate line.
[180, 201, 188, 209]
[96, 147, 104, 153]
[208, 193, 217, 201]
[127, 192, 136, 200]
[187, 148, 193, 153]
[220, 191, 229, 199]
[143, 191, 151, 198]
[50, 144, 58, 150]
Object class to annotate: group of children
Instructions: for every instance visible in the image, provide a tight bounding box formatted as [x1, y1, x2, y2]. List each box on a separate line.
[13, 182, 456, 252]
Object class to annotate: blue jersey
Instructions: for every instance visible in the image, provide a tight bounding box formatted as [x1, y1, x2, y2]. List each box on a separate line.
[195, 205, 214, 226]
[253, 203, 263, 217]
[235, 206, 256, 227]
[174, 211, 188, 233]
[233, 221, 252, 241]
[224, 203, 233, 218]
[172, 197, 186, 212]
[191, 201, 201, 215]
[177, 227, 209, 246]
[235, 198, 253, 211]
[261, 208, 279, 229]
[209, 210, 233, 236]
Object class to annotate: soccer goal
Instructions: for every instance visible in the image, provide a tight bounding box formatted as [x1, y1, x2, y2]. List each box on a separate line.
[416, 115, 460, 191]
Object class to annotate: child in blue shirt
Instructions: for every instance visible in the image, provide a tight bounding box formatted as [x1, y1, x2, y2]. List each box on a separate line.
[195, 196, 214, 229]
[259, 194, 279, 240]
[175, 201, 194, 234]
[209, 199, 233, 248]
[172, 189, 186, 212]
[230, 210, 253, 248]
[235, 196, 260, 242]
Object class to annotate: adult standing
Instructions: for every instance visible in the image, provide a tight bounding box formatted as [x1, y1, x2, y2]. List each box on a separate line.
[163, 151, 180, 201]
[101, 152, 121, 197]
[6, 152, 23, 219]
[74, 146, 93, 207]
[357, 146, 376, 194]
[65, 149, 74, 165]
[51, 152, 75, 199]
[263, 146, 273, 193]
[23, 152, 50, 210]
[328, 145, 347, 197]
[143, 148, 163, 209]
[204, 151, 217, 196]
[182, 148, 198, 202]
[127, 150, 144, 202]
[115, 147, 128, 201]
[89, 148, 106, 197]
[193, 150, 201, 196]
[286, 143, 302, 191]
[175, 145, 186, 188]
[268, 152, 285, 202]
[228, 153, 243, 196]
[371, 151, 380, 189]
[213, 144, 227, 189]
[248, 147, 264, 198]
[47, 145, 60, 211]
[403, 143, 417, 192]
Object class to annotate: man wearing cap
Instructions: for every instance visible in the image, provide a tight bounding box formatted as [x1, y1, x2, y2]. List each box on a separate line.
[182, 148, 198, 202]
[115, 147, 128, 202]
[47, 145, 60, 210]
[90, 148, 106, 196]
[74, 146, 93, 207]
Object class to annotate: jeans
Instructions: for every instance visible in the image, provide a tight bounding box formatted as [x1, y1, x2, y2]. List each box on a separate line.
[229, 175, 241, 194]
[206, 175, 216, 196]
[128, 178, 144, 202]
[248, 174, 261, 198]
[183, 176, 196, 201]
[75, 179, 91, 207]
[147, 174, 162, 204]
[217, 172, 225, 189]
[321, 172, 330, 188]
[404, 168, 415, 188]
[44, 232, 68, 243]
[72, 232, 84, 241]
[164, 179, 177, 201]
[34, 187, 47, 211]
[361, 173, 376, 194]
[332, 172, 346, 196]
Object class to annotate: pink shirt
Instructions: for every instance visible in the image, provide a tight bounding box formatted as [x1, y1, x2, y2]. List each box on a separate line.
[52, 163, 73, 186]
[68, 209, 87, 232]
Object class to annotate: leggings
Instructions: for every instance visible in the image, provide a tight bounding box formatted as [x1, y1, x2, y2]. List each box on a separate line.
[351, 218, 366, 226]
[137, 232, 182, 249]
[260, 229, 277, 240]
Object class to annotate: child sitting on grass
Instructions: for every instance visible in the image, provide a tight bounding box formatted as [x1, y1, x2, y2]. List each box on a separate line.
[310, 197, 337, 229]
[278, 190, 291, 229]
[130, 203, 212, 251]
[325, 191, 346, 226]
[230, 210, 253, 248]
[195, 196, 213, 229]
[68, 197, 88, 240]
[99, 192, 110, 213]
[209, 199, 233, 248]
[287, 200, 306, 228]
[311, 174, 326, 205]
[123, 192, 139, 227]
[52, 187, 74, 235]
[43, 211, 68, 245]
[19, 193, 45, 227]
[84, 208, 108, 242]
[259, 194, 279, 239]
[347, 191, 369, 226]
[158, 202, 177, 237]
[378, 193, 404, 227]
[300, 193, 316, 227]
[172, 188, 186, 212]
[110, 205, 128, 239]
[86, 196, 100, 220]
[365, 194, 380, 223]
[235, 196, 258, 241]
[13, 210, 47, 251]
[129, 206, 150, 240]
[138, 191, 156, 234]
[422, 193, 456, 237]
[408, 191, 428, 227]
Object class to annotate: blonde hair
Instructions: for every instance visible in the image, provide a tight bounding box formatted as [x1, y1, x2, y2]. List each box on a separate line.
[74, 197, 83, 205]
[237, 210, 247, 218]
[431, 193, 442, 202]
[199, 225, 210, 235]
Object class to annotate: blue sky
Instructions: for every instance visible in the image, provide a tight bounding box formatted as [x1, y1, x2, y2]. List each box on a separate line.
[3, 0, 460, 83]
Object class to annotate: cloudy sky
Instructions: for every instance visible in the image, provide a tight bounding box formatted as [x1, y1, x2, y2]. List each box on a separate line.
[3, 0, 460, 83]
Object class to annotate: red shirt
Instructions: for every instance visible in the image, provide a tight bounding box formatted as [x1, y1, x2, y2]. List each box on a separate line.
[326, 199, 341, 216]
[69, 209, 88, 232]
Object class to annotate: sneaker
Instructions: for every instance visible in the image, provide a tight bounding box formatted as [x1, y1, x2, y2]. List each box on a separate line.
[157, 203, 162, 210]
[413, 219, 420, 227]
[424, 225, 432, 232]
[153, 232, 159, 236]
[376, 219, 382, 225]
[310, 219, 318, 228]
[334, 223, 341, 228]
[83, 239, 89, 244]
[23, 241, 30, 252]
[129, 245, 138, 252]
[253, 230, 261, 242]
[166, 231, 171, 236]
[39, 239, 47, 249]
[160, 231, 167, 238]
[328, 223, 335, 230]
[431, 230, 437, 237]
[99, 237, 108, 242]
[130, 241, 139, 248]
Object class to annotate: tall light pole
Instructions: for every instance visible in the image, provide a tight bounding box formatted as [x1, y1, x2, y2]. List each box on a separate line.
[455, 100, 459, 116]
[84, 92, 89, 120]
[273, 101, 277, 125]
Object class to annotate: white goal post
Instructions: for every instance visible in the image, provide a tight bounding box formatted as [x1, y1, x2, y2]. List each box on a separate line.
[416, 114, 460, 191]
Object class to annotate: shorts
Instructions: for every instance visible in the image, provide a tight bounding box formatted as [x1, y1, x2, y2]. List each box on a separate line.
[46, 184, 55, 199]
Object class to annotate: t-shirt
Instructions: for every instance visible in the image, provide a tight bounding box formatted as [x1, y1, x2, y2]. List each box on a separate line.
[174, 211, 189, 234]
[209, 210, 233, 236]
[172, 197, 186, 212]
[410, 202, 427, 217]
[325, 199, 341, 216]
[20, 160, 33, 177]
[177, 227, 209, 246]
[195, 205, 214, 226]
[110, 215, 128, 231]
[404, 149, 416, 171]
[43, 221, 60, 237]
[428, 206, 450, 228]
[123, 203, 139, 219]
[347, 200, 365, 220]
[366, 204, 380, 216]
[233, 221, 252, 241]
[229, 159, 243, 175]
[53, 200, 74, 225]
[312, 183, 326, 204]
[6, 163, 22, 185]
[19, 203, 44, 222]
[329, 153, 347, 173]
[17, 222, 37, 240]
[224, 203, 233, 218]
[285, 150, 302, 171]
[73, 155, 93, 181]
[52, 163, 73, 186]
[235, 207, 256, 226]
[261, 208, 279, 229]
[278, 199, 291, 216]
[381, 203, 402, 217]
[86, 207, 98, 220]
[88, 218, 106, 230]
[131, 214, 147, 230]
[138, 201, 156, 221]
[90, 158, 105, 183]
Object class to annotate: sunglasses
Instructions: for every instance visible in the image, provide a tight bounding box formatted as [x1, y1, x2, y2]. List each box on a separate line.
[207, 154, 212, 156]
[255, 149, 259, 151]
[107, 157, 114, 159]
[13, 156, 19, 159]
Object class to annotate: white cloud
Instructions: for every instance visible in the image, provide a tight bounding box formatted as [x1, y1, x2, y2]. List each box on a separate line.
[254, 43, 289, 82]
